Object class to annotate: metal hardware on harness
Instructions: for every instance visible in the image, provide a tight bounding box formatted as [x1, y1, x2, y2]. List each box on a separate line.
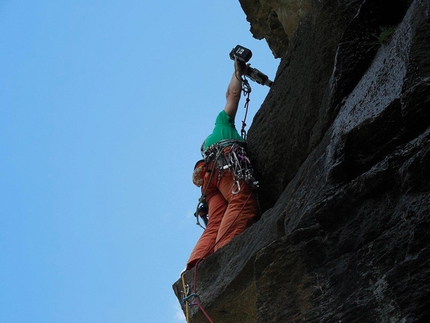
[202, 140, 258, 194]
[194, 196, 208, 229]
[232, 180, 241, 195]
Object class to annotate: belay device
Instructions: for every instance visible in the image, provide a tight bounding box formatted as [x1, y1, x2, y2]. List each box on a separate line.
[229, 44, 273, 87]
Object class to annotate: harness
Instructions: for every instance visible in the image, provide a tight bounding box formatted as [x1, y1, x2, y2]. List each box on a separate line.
[202, 139, 258, 192]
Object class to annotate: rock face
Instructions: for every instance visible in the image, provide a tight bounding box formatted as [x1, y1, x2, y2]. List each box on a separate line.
[173, 0, 430, 322]
[238, 0, 312, 57]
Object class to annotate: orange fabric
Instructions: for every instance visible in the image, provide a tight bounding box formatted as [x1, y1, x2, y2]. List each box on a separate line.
[186, 168, 257, 269]
[213, 170, 256, 251]
[186, 192, 227, 269]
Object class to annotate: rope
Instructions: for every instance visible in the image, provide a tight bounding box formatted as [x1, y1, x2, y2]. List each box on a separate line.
[181, 272, 190, 322]
[194, 297, 215, 323]
[182, 293, 201, 304]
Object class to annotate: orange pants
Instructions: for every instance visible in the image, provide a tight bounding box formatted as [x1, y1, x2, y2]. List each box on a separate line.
[186, 168, 257, 269]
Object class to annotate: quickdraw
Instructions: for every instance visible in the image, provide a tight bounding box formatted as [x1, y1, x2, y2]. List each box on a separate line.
[240, 77, 251, 140]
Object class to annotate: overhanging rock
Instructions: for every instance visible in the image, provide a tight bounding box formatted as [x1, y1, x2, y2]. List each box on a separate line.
[173, 207, 283, 322]
[173, 0, 430, 322]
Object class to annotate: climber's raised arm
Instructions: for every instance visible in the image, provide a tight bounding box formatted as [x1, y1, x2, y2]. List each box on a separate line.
[224, 60, 246, 119]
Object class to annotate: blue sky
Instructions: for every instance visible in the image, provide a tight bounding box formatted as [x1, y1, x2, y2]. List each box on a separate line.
[0, 1, 278, 322]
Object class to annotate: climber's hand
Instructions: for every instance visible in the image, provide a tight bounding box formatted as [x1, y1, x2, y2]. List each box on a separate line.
[234, 58, 249, 78]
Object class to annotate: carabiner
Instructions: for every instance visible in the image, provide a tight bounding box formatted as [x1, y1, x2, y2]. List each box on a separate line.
[231, 180, 241, 194]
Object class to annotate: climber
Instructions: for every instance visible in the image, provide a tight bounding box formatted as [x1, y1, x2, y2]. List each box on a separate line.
[186, 58, 259, 270]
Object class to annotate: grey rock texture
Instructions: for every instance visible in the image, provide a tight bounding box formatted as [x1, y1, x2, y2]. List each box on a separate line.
[173, 0, 430, 322]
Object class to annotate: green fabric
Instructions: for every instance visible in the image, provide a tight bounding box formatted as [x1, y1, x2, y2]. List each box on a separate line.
[203, 110, 243, 150]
